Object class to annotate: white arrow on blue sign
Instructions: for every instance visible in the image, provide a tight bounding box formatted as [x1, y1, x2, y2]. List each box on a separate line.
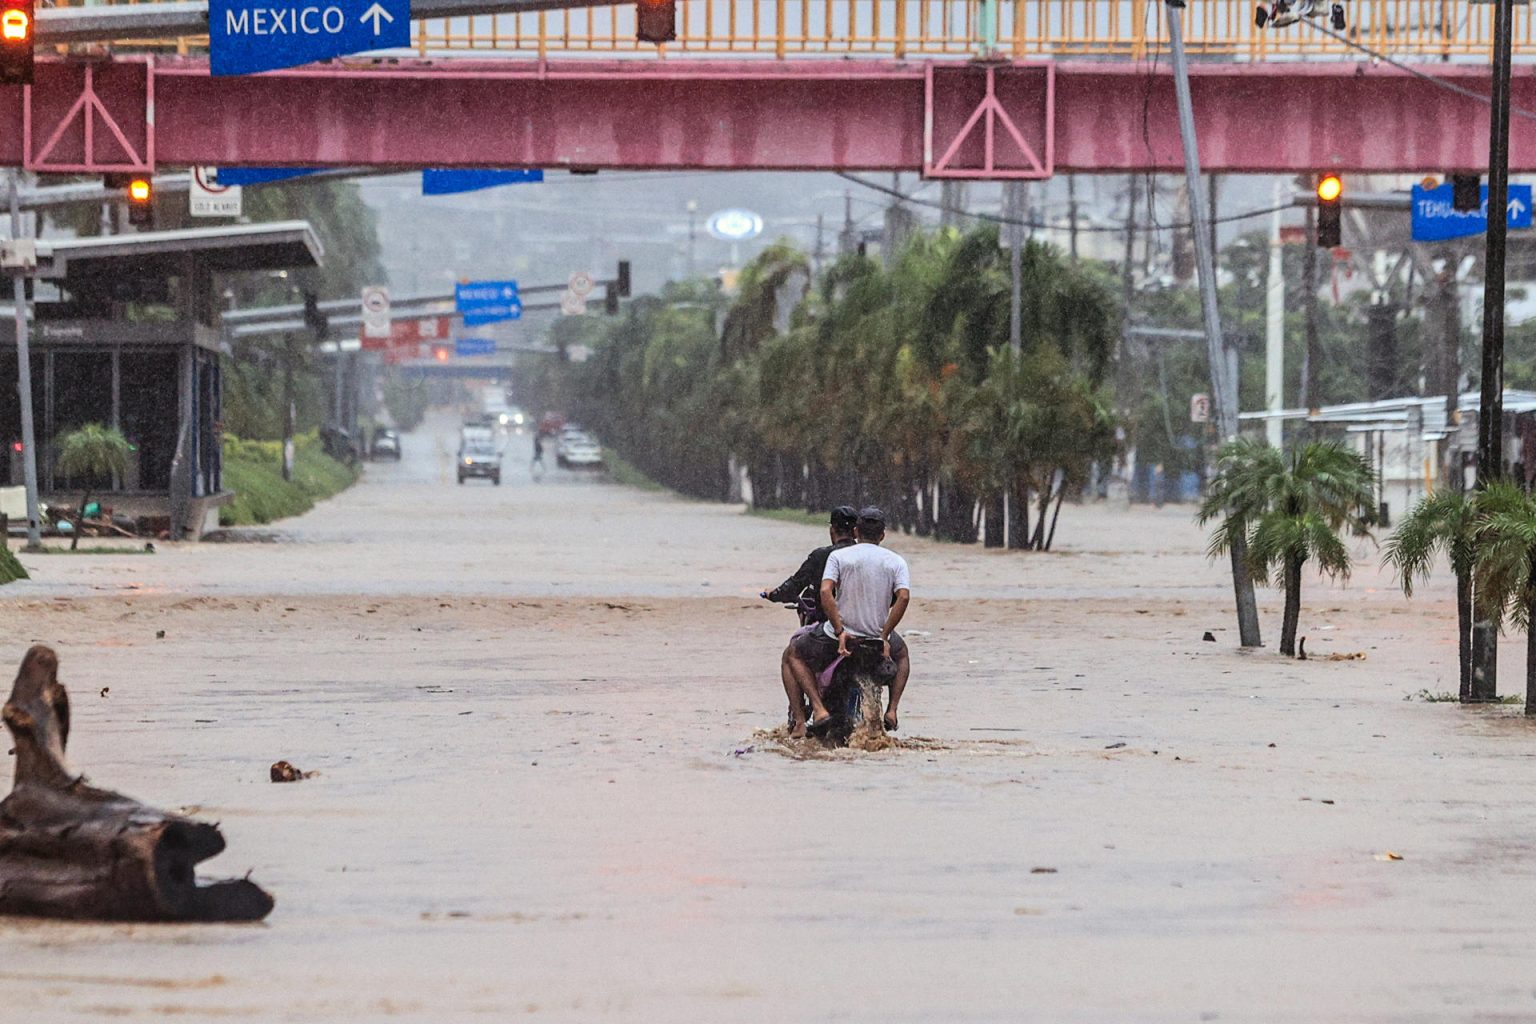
[210, 0, 409, 76]
[1411, 183, 1533, 242]
[456, 280, 522, 325]
[455, 337, 497, 357]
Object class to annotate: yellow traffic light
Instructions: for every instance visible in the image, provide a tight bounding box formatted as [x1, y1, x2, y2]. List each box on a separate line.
[1, 8, 28, 41]
[128, 179, 152, 203]
[1317, 174, 1343, 203]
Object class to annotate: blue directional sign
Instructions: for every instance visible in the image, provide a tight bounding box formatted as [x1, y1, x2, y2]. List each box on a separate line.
[1412, 183, 1533, 242]
[422, 170, 545, 196]
[455, 337, 496, 357]
[456, 280, 521, 325]
[215, 167, 322, 186]
[210, 0, 409, 76]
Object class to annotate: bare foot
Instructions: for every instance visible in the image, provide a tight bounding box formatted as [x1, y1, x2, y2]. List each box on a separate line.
[789, 721, 808, 739]
[883, 711, 898, 732]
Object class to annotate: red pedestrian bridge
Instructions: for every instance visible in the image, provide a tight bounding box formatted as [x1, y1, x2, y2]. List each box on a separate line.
[3, 0, 1535, 176]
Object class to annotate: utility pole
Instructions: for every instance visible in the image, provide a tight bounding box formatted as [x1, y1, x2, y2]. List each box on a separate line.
[1474, 0, 1516, 703]
[1167, 0, 1262, 648]
[1067, 174, 1080, 262]
[7, 170, 41, 551]
[1264, 180, 1285, 448]
[1007, 180, 1024, 355]
[281, 333, 296, 483]
[686, 200, 699, 277]
[1300, 194, 1320, 413]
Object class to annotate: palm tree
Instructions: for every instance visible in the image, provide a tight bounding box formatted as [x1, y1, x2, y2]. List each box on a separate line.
[1470, 480, 1536, 713]
[53, 424, 131, 551]
[1198, 439, 1375, 656]
[1385, 490, 1480, 700]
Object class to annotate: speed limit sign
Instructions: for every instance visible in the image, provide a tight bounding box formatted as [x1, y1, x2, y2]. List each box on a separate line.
[567, 270, 594, 298]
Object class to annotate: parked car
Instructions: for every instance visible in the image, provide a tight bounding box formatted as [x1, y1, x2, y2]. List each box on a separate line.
[557, 432, 604, 469]
[458, 444, 503, 485]
[371, 428, 401, 461]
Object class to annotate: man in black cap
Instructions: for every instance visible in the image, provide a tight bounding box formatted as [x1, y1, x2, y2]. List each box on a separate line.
[764, 506, 859, 738]
[790, 506, 912, 733]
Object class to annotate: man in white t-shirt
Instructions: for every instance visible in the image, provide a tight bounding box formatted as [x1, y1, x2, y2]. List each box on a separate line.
[787, 506, 912, 733]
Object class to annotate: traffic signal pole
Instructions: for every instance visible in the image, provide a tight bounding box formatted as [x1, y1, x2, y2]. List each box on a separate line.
[1473, 0, 1516, 702]
[7, 170, 40, 551]
[1166, 0, 1262, 648]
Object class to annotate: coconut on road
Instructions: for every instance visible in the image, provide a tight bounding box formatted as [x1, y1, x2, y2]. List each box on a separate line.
[0, 412, 1528, 1021]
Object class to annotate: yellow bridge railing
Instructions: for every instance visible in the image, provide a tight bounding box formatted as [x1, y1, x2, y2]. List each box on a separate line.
[47, 0, 1536, 61]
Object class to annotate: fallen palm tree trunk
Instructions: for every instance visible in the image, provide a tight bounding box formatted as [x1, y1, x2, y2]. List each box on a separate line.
[0, 646, 273, 921]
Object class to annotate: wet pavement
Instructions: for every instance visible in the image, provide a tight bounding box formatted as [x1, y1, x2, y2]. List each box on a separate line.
[0, 411, 1532, 1022]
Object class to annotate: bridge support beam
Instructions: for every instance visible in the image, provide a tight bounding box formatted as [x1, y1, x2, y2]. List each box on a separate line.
[0, 58, 1525, 174]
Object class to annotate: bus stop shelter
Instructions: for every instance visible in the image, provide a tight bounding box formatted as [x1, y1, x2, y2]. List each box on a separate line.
[1, 221, 322, 539]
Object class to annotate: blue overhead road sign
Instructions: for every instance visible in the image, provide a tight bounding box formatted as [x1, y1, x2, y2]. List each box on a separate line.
[455, 337, 496, 357]
[210, 0, 408, 76]
[1412, 183, 1533, 242]
[423, 170, 545, 195]
[456, 280, 521, 325]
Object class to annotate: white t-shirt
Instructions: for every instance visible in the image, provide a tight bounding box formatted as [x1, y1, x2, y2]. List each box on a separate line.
[821, 542, 911, 638]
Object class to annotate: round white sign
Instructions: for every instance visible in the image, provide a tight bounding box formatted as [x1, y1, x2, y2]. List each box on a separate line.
[706, 209, 764, 241]
[568, 271, 594, 297]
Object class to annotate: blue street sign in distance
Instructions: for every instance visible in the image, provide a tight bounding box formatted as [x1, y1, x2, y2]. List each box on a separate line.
[455, 337, 496, 357]
[456, 280, 522, 325]
[1412, 183, 1533, 242]
[210, 0, 409, 76]
[215, 167, 322, 186]
[423, 170, 545, 195]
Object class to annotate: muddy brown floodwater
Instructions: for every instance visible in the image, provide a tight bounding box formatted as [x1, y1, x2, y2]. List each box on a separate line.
[2, 410, 1534, 1022]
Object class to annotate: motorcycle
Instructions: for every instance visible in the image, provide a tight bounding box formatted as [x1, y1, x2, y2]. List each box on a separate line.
[777, 591, 893, 747]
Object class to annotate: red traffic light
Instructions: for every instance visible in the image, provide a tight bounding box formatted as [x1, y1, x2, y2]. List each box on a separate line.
[432, 344, 451, 363]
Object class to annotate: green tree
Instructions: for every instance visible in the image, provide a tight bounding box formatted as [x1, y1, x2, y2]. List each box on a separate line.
[1470, 481, 1536, 713]
[1199, 439, 1375, 656]
[1385, 490, 1481, 700]
[54, 424, 131, 551]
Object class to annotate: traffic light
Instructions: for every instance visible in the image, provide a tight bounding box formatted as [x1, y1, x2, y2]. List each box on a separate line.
[302, 290, 329, 342]
[431, 343, 451, 362]
[1452, 173, 1482, 213]
[616, 259, 631, 298]
[1316, 174, 1342, 249]
[636, 0, 675, 43]
[126, 177, 154, 229]
[0, 0, 33, 86]
[604, 282, 619, 315]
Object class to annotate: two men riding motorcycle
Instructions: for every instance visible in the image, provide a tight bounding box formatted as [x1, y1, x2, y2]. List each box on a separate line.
[764, 505, 912, 739]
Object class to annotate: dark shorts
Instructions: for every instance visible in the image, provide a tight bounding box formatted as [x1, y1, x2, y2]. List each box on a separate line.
[791, 628, 906, 674]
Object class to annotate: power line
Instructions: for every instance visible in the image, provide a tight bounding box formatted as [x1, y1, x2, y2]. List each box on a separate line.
[835, 172, 1292, 234]
[1300, 19, 1536, 124]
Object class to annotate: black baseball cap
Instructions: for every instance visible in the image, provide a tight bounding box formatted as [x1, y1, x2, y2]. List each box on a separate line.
[857, 506, 887, 525]
[830, 506, 859, 530]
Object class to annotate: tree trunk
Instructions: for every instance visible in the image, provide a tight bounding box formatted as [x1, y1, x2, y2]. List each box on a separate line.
[983, 491, 1005, 547]
[1457, 571, 1474, 702]
[1527, 591, 1536, 714]
[0, 646, 273, 921]
[1230, 535, 1263, 648]
[1280, 555, 1303, 657]
[1044, 477, 1068, 551]
[1009, 476, 1031, 550]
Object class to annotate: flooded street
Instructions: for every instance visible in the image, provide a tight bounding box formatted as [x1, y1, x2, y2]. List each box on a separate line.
[3, 411, 1534, 1022]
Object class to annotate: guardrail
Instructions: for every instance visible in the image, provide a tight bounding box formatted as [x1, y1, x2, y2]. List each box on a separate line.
[42, 0, 1536, 61]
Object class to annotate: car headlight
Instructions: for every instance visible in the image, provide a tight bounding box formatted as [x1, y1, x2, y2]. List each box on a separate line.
[513, 413, 525, 425]
[499, 414, 509, 425]
[463, 457, 473, 465]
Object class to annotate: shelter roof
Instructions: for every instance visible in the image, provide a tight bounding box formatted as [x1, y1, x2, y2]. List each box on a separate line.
[36, 221, 323, 282]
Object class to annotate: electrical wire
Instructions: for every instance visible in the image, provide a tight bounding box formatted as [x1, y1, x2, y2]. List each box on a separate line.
[1300, 18, 1536, 124]
[835, 172, 1293, 234]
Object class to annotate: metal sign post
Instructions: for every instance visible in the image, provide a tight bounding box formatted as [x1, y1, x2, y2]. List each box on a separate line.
[7, 169, 41, 551]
